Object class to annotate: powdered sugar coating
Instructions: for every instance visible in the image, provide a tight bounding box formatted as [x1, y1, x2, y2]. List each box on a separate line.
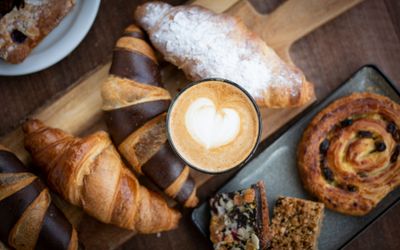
[137, 2, 172, 31]
[136, 2, 306, 104]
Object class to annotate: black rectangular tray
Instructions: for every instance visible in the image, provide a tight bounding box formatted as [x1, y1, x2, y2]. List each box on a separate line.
[191, 65, 400, 250]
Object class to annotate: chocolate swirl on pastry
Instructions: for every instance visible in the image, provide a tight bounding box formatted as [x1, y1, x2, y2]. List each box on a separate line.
[101, 24, 198, 207]
[298, 93, 400, 216]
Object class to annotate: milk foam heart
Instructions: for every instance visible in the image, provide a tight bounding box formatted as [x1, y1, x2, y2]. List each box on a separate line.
[185, 97, 240, 149]
[168, 80, 260, 173]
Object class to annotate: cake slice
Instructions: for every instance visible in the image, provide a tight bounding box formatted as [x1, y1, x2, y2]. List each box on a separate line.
[209, 181, 271, 250]
[269, 197, 324, 250]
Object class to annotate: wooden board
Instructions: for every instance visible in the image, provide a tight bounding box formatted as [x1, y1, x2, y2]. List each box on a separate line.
[0, 0, 364, 249]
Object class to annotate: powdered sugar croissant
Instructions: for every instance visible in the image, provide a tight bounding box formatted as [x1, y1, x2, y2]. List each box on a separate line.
[134, 2, 315, 108]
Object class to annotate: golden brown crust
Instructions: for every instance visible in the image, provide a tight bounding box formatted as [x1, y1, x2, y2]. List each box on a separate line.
[8, 189, 50, 249]
[0, 0, 75, 63]
[298, 92, 400, 216]
[164, 166, 188, 197]
[102, 24, 198, 207]
[0, 173, 36, 201]
[101, 75, 171, 110]
[116, 37, 157, 63]
[23, 118, 181, 233]
[183, 187, 198, 208]
[0, 147, 78, 250]
[261, 80, 315, 108]
[0, 145, 9, 151]
[67, 229, 78, 250]
[118, 114, 167, 173]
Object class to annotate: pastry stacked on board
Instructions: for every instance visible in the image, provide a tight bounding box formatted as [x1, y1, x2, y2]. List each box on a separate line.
[101, 24, 198, 207]
[134, 1, 315, 108]
[22, 119, 180, 234]
[298, 93, 400, 215]
[0, 0, 75, 63]
[0, 145, 78, 250]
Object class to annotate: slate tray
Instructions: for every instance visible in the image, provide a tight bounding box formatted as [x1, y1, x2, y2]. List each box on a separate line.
[191, 65, 400, 250]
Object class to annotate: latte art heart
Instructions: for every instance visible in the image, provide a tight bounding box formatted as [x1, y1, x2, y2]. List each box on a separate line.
[168, 80, 260, 173]
[185, 98, 240, 149]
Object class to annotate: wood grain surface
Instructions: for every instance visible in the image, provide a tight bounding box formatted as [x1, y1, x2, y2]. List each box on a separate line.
[0, 0, 364, 203]
[0, 0, 399, 250]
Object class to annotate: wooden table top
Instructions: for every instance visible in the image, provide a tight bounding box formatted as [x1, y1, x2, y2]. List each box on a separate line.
[0, 0, 399, 249]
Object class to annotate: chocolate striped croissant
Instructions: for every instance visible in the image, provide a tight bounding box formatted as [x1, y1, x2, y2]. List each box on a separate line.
[101, 24, 198, 207]
[298, 93, 400, 215]
[22, 119, 181, 233]
[0, 145, 78, 250]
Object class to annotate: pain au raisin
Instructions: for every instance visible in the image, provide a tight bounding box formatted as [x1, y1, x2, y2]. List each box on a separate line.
[358, 172, 368, 178]
[322, 167, 334, 182]
[394, 130, 400, 142]
[358, 131, 373, 138]
[387, 122, 397, 135]
[319, 139, 330, 154]
[374, 141, 386, 152]
[340, 118, 353, 127]
[390, 145, 400, 163]
[347, 185, 357, 192]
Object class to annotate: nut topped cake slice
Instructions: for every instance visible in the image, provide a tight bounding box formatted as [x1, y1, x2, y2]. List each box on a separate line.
[269, 197, 324, 250]
[209, 181, 271, 250]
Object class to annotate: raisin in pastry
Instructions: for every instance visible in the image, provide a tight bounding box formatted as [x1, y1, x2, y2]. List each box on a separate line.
[269, 197, 324, 250]
[0, 0, 75, 63]
[209, 181, 271, 250]
[298, 93, 400, 215]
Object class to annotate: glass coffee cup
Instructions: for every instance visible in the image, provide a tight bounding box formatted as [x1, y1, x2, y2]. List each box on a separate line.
[167, 78, 262, 174]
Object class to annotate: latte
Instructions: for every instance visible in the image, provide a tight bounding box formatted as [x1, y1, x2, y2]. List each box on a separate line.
[167, 79, 261, 173]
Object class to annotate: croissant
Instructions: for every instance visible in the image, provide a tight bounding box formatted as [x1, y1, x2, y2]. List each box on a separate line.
[0, 145, 78, 250]
[101, 24, 198, 207]
[22, 119, 180, 234]
[134, 2, 315, 108]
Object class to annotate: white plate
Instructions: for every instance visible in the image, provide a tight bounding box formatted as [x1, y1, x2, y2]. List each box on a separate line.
[0, 0, 100, 76]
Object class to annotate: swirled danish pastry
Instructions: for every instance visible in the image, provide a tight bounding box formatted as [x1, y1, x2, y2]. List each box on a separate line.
[298, 93, 400, 216]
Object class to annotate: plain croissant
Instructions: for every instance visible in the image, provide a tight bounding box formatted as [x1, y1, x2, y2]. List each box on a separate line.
[102, 24, 198, 207]
[22, 119, 180, 234]
[0, 145, 78, 250]
[134, 2, 315, 108]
